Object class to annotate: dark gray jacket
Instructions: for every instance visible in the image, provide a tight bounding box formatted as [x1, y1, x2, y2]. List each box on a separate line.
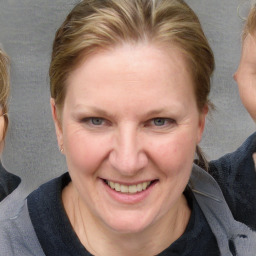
[0, 164, 255, 256]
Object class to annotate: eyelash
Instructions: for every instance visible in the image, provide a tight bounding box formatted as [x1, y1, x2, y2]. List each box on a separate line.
[148, 118, 176, 128]
[80, 117, 176, 129]
[81, 117, 107, 126]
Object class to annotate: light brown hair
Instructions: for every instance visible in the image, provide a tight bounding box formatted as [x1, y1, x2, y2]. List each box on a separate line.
[50, 0, 214, 112]
[49, 0, 215, 168]
[0, 49, 10, 139]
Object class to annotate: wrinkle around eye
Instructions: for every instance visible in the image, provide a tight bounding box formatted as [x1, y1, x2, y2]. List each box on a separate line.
[145, 118, 177, 130]
[80, 117, 111, 128]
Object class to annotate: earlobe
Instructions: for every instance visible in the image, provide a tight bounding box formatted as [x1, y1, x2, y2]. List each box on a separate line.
[197, 105, 208, 143]
[50, 98, 63, 150]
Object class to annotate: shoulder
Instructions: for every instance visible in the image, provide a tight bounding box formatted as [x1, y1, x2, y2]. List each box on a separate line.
[0, 185, 45, 255]
[0, 174, 70, 256]
[0, 162, 21, 202]
[27, 172, 70, 209]
[190, 165, 256, 255]
[209, 132, 256, 230]
[209, 132, 256, 171]
[27, 172, 72, 255]
[0, 180, 27, 220]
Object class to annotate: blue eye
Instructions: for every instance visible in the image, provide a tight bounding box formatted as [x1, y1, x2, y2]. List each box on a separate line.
[91, 117, 104, 125]
[80, 117, 110, 129]
[153, 118, 167, 126]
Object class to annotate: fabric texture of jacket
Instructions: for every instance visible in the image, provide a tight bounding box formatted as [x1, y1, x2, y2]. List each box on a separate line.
[1, 133, 256, 255]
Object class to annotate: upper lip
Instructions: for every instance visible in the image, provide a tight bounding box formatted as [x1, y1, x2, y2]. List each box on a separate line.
[101, 178, 158, 186]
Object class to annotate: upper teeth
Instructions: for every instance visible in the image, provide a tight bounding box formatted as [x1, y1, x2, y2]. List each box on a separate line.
[107, 180, 151, 194]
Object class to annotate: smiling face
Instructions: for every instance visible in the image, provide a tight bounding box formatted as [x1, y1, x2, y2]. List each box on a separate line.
[51, 43, 207, 234]
[234, 34, 256, 121]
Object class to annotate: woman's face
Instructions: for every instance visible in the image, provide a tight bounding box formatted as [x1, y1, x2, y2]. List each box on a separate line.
[234, 34, 256, 121]
[52, 43, 207, 233]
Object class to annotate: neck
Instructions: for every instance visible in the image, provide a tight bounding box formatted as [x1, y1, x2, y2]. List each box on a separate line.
[62, 182, 191, 256]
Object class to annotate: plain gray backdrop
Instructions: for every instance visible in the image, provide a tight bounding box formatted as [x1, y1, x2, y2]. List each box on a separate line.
[0, 0, 255, 194]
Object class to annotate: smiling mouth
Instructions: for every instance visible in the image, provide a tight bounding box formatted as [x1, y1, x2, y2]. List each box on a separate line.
[104, 180, 158, 194]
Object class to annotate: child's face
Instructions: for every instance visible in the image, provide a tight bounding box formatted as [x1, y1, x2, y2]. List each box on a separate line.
[234, 34, 256, 122]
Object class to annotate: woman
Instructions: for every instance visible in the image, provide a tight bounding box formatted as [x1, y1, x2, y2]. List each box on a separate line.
[0, 0, 255, 255]
[0, 48, 20, 202]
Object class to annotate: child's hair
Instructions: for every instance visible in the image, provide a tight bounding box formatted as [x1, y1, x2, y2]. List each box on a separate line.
[0, 49, 10, 138]
[242, 4, 256, 40]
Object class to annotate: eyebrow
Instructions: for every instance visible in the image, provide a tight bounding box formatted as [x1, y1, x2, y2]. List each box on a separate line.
[73, 104, 178, 119]
[73, 105, 117, 119]
[144, 109, 172, 116]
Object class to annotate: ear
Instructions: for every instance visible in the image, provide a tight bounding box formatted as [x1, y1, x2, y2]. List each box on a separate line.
[50, 98, 63, 151]
[197, 104, 208, 144]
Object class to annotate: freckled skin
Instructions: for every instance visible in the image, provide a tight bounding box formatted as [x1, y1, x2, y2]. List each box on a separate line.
[51, 43, 207, 253]
[234, 34, 256, 122]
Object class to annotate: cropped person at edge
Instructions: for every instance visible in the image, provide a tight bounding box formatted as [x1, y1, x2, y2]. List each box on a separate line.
[208, 3, 256, 237]
[0, 49, 20, 202]
[0, 1, 255, 256]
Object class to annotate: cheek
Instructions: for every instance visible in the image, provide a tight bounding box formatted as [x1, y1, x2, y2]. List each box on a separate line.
[63, 128, 110, 175]
[238, 75, 256, 120]
[151, 131, 197, 176]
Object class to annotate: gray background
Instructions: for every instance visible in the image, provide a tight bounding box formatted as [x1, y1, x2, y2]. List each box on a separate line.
[0, 0, 255, 194]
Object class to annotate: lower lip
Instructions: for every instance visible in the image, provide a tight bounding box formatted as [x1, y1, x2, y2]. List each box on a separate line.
[101, 179, 157, 204]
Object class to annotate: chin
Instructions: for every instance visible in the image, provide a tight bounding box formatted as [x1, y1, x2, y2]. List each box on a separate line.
[247, 111, 256, 123]
[250, 114, 256, 123]
[109, 223, 150, 234]
[103, 211, 155, 234]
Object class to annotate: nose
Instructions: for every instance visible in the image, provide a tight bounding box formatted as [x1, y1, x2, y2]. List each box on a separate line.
[233, 65, 241, 83]
[233, 71, 238, 82]
[109, 125, 148, 176]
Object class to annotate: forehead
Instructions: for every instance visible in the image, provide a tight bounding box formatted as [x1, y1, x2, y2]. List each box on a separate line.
[65, 43, 196, 112]
[243, 33, 256, 52]
[68, 42, 192, 85]
[240, 34, 256, 67]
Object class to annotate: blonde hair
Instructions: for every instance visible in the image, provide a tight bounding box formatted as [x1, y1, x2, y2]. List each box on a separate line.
[0, 48, 10, 139]
[50, 0, 214, 112]
[49, 0, 215, 169]
[242, 4, 256, 40]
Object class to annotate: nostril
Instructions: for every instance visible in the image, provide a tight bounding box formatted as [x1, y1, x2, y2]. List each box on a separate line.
[109, 149, 148, 174]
